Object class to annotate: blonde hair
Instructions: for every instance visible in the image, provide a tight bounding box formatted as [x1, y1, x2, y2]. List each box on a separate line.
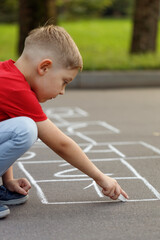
[24, 25, 83, 70]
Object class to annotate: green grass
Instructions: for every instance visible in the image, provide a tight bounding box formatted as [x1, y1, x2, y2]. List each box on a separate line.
[0, 24, 18, 61]
[1, 19, 160, 70]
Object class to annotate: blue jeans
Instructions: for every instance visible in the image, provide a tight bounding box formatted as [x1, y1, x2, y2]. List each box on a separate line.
[0, 117, 38, 177]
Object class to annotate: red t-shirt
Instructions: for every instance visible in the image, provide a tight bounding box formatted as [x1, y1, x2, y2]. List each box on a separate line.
[0, 59, 47, 122]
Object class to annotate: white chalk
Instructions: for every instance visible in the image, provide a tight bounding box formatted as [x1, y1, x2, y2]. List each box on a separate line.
[118, 194, 127, 202]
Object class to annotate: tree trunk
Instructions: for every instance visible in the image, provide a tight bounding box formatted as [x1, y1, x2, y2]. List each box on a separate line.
[18, 0, 57, 55]
[130, 0, 160, 54]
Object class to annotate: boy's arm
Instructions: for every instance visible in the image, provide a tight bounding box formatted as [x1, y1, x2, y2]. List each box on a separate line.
[36, 119, 129, 200]
[2, 166, 13, 183]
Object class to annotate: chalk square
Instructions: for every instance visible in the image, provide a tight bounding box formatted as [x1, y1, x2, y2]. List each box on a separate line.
[20, 159, 135, 181]
[37, 179, 158, 204]
[114, 142, 160, 157]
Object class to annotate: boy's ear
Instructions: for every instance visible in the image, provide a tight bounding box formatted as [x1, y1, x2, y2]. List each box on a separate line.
[37, 59, 53, 76]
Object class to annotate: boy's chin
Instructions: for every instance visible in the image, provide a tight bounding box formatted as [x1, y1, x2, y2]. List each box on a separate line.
[38, 98, 47, 103]
[39, 97, 55, 103]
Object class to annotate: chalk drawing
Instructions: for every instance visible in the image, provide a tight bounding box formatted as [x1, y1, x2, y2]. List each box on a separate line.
[17, 107, 160, 204]
[84, 181, 104, 197]
[18, 151, 36, 161]
[18, 162, 48, 204]
[120, 158, 160, 200]
[46, 107, 88, 118]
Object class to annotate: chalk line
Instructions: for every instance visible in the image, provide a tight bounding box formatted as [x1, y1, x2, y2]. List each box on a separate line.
[84, 181, 104, 198]
[41, 198, 160, 205]
[75, 107, 88, 117]
[98, 121, 120, 134]
[108, 144, 126, 157]
[140, 141, 160, 155]
[76, 132, 97, 145]
[17, 162, 48, 204]
[54, 168, 89, 178]
[83, 144, 93, 153]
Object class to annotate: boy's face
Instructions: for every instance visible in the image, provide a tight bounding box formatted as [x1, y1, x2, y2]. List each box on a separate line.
[32, 66, 78, 103]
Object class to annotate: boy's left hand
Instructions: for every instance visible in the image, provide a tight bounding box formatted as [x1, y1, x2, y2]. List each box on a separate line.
[4, 178, 31, 195]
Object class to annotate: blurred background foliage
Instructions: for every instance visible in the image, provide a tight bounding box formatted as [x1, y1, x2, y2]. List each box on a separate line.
[0, 0, 18, 22]
[57, 0, 112, 20]
[0, 0, 160, 70]
[0, 0, 133, 23]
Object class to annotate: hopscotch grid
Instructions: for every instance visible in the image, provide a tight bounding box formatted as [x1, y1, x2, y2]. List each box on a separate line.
[18, 161, 159, 204]
[17, 107, 160, 204]
[18, 152, 160, 203]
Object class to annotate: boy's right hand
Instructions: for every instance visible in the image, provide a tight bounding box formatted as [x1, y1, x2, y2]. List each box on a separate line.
[96, 174, 129, 200]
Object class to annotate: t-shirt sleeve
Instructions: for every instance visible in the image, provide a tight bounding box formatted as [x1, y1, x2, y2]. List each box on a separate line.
[3, 90, 47, 122]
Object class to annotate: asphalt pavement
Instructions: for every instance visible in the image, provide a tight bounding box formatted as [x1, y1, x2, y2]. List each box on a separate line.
[1, 88, 160, 240]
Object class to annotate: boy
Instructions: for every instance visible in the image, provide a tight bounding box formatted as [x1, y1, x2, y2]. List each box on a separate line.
[0, 25, 128, 218]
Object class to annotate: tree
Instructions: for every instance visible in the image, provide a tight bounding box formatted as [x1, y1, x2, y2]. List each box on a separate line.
[130, 0, 160, 54]
[18, 0, 57, 55]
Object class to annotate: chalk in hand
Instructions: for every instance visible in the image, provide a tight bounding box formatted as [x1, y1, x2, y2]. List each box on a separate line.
[118, 194, 127, 202]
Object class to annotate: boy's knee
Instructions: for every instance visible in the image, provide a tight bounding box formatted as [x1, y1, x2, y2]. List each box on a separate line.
[15, 117, 38, 147]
